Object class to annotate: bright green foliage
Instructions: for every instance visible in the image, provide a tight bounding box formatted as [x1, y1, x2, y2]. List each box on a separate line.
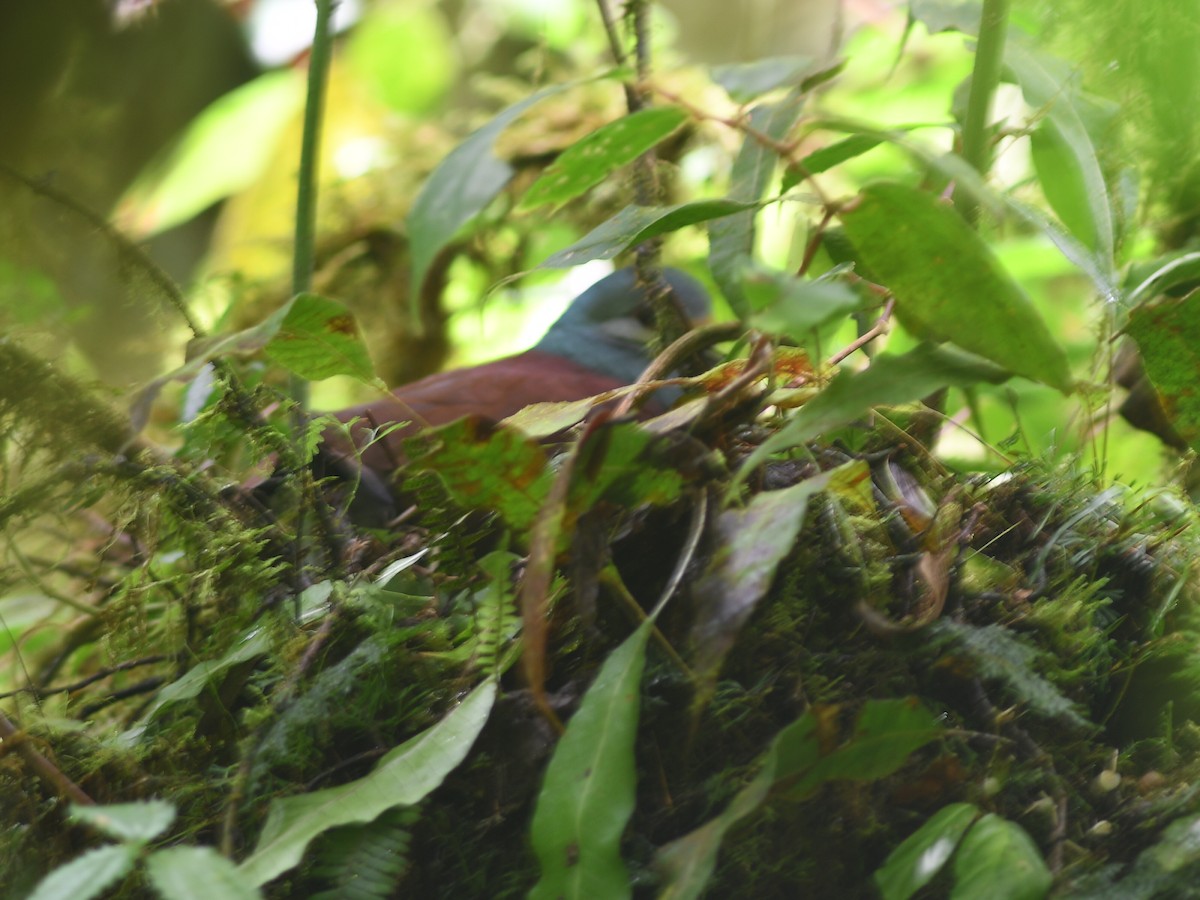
[952, 814, 1053, 900]
[520, 107, 689, 212]
[841, 183, 1074, 392]
[874, 803, 980, 900]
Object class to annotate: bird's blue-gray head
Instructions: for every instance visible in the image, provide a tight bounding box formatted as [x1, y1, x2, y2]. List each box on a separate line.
[534, 267, 712, 385]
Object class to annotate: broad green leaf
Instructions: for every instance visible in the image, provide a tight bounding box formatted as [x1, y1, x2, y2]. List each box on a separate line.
[952, 814, 1052, 900]
[263, 292, 379, 384]
[658, 699, 940, 900]
[1008, 42, 1115, 268]
[501, 385, 640, 438]
[841, 182, 1073, 391]
[709, 97, 806, 318]
[239, 680, 496, 886]
[691, 467, 841, 686]
[875, 803, 981, 900]
[712, 56, 814, 102]
[116, 70, 302, 238]
[782, 134, 883, 191]
[405, 417, 551, 530]
[529, 621, 653, 900]
[409, 83, 572, 298]
[789, 698, 942, 794]
[1125, 295, 1200, 452]
[125, 629, 270, 738]
[27, 845, 138, 900]
[540, 199, 757, 268]
[743, 264, 864, 337]
[736, 342, 1011, 489]
[932, 621, 1089, 726]
[147, 847, 262, 900]
[519, 107, 689, 212]
[71, 800, 176, 843]
[1030, 124, 1100, 254]
[568, 420, 684, 512]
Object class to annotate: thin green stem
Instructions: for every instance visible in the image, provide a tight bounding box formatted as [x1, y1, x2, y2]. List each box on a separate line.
[957, 0, 1011, 224]
[290, 0, 338, 410]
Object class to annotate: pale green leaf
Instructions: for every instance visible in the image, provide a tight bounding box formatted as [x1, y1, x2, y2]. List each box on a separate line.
[27, 845, 137, 900]
[263, 292, 378, 384]
[147, 847, 263, 900]
[239, 680, 496, 886]
[712, 56, 814, 102]
[529, 622, 652, 900]
[71, 800, 176, 843]
[116, 70, 302, 238]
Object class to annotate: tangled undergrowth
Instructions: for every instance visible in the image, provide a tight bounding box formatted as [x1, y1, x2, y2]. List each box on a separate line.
[4, 337, 1200, 900]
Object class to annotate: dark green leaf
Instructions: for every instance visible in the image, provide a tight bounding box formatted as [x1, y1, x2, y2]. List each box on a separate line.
[409, 83, 572, 296]
[952, 814, 1052, 900]
[147, 847, 263, 900]
[710, 97, 806, 317]
[539, 200, 757, 268]
[1128, 251, 1200, 306]
[264, 293, 379, 384]
[1089, 813, 1200, 900]
[1126, 294, 1200, 452]
[71, 801, 176, 843]
[875, 803, 981, 900]
[691, 467, 841, 686]
[712, 56, 814, 102]
[239, 681, 496, 886]
[519, 107, 689, 211]
[27, 845, 138, 900]
[782, 134, 883, 192]
[529, 621, 652, 900]
[841, 182, 1073, 391]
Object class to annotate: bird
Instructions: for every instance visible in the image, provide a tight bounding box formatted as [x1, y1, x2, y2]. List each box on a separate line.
[317, 267, 712, 523]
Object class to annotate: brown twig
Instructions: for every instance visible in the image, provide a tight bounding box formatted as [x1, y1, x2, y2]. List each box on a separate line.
[827, 299, 894, 365]
[0, 708, 95, 805]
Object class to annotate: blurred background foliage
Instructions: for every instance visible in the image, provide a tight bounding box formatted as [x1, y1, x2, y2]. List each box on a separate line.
[0, 0, 1197, 480]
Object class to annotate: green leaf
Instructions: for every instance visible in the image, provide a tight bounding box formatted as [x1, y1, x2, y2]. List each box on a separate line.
[567, 421, 684, 512]
[1127, 251, 1200, 306]
[1094, 813, 1200, 899]
[952, 814, 1052, 900]
[909, 0, 984, 34]
[71, 800, 176, 843]
[657, 699, 941, 900]
[1007, 42, 1115, 268]
[409, 83, 573, 297]
[841, 182, 1073, 391]
[116, 70, 302, 238]
[692, 467, 842, 687]
[529, 621, 653, 900]
[736, 342, 1011, 489]
[344, 3, 455, 114]
[263, 292, 379, 384]
[1126, 294, 1200, 452]
[712, 56, 814, 103]
[27, 845, 138, 900]
[790, 698, 942, 795]
[239, 680, 496, 886]
[147, 847, 263, 900]
[743, 264, 864, 337]
[125, 629, 270, 738]
[782, 134, 883, 191]
[875, 803, 981, 900]
[932, 621, 1089, 726]
[519, 107, 689, 212]
[539, 199, 757, 268]
[405, 417, 552, 530]
[709, 97, 806, 317]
